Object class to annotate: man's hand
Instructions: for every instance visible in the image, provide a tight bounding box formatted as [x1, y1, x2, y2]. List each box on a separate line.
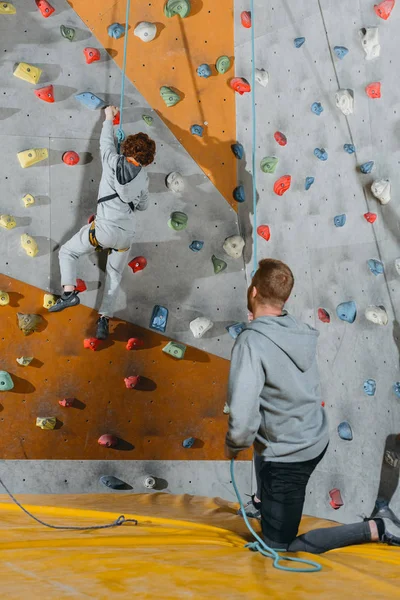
[224, 444, 238, 460]
[105, 105, 119, 121]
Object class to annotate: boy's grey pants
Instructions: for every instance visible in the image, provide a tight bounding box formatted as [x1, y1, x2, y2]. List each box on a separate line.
[59, 224, 132, 318]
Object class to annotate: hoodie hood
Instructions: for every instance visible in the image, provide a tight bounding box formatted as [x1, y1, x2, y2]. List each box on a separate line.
[246, 312, 319, 373]
[116, 156, 141, 185]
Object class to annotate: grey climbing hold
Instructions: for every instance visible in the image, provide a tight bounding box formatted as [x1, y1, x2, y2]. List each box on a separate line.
[333, 46, 349, 59]
[107, 22, 125, 39]
[359, 27, 381, 60]
[336, 301, 357, 323]
[226, 322, 245, 339]
[260, 156, 278, 174]
[334, 214, 346, 227]
[335, 89, 354, 115]
[164, 0, 191, 18]
[189, 240, 204, 252]
[393, 382, 400, 399]
[75, 92, 106, 110]
[0, 371, 14, 391]
[166, 172, 184, 193]
[190, 316, 213, 338]
[371, 179, 391, 204]
[216, 56, 231, 74]
[233, 185, 245, 202]
[60, 25, 75, 41]
[197, 63, 211, 78]
[314, 148, 328, 161]
[395, 258, 400, 276]
[142, 115, 154, 126]
[360, 161, 374, 174]
[294, 37, 305, 48]
[100, 475, 128, 490]
[344, 143, 355, 154]
[363, 379, 376, 396]
[231, 143, 244, 160]
[255, 68, 269, 87]
[212, 255, 227, 274]
[168, 211, 188, 231]
[311, 102, 323, 115]
[338, 421, 353, 441]
[223, 235, 245, 259]
[367, 259, 384, 275]
[134, 22, 157, 42]
[160, 86, 181, 107]
[305, 176, 314, 190]
[182, 437, 195, 448]
[365, 305, 388, 326]
[144, 477, 156, 489]
[190, 124, 203, 137]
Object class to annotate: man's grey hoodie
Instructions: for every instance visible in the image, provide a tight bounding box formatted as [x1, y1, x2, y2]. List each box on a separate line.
[225, 312, 329, 462]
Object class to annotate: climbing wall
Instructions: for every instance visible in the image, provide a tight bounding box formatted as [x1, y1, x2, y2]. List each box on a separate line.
[235, 0, 400, 523]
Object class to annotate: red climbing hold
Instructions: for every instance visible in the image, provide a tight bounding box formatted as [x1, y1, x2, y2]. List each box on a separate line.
[75, 278, 87, 293]
[126, 338, 144, 350]
[124, 375, 141, 389]
[62, 151, 80, 166]
[34, 85, 55, 103]
[273, 175, 291, 196]
[329, 488, 344, 509]
[87, 214, 95, 224]
[230, 78, 251, 95]
[365, 82, 381, 99]
[83, 47, 101, 64]
[83, 337, 101, 351]
[129, 256, 147, 273]
[374, 0, 395, 20]
[318, 308, 330, 323]
[113, 111, 120, 126]
[257, 225, 271, 241]
[321, 401, 325, 408]
[274, 131, 287, 146]
[59, 397, 76, 408]
[364, 212, 377, 224]
[35, 0, 55, 17]
[241, 11, 251, 28]
[98, 434, 118, 448]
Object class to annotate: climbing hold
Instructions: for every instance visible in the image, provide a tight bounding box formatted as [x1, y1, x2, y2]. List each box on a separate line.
[233, 185, 245, 203]
[364, 212, 377, 223]
[0, 371, 13, 391]
[333, 46, 349, 59]
[371, 179, 391, 204]
[334, 214, 346, 227]
[16, 357, 33, 366]
[230, 78, 251, 95]
[144, 477, 156, 489]
[160, 86, 181, 107]
[83, 338, 101, 351]
[366, 82, 381, 99]
[359, 27, 380, 60]
[22, 194, 35, 207]
[344, 143, 356, 154]
[60, 25, 75, 41]
[336, 301, 357, 323]
[0, 291, 10, 306]
[62, 151, 80, 166]
[273, 175, 291, 196]
[335, 89, 354, 116]
[59, 397, 76, 408]
[107, 23, 125, 39]
[360, 161, 375, 174]
[75, 92, 106, 110]
[164, 0, 191, 18]
[226, 322, 245, 339]
[0, 215, 16, 230]
[17, 313, 43, 335]
[393, 383, 400, 399]
[129, 256, 147, 273]
[162, 341, 186, 360]
[20, 234, 39, 257]
[124, 376, 140, 389]
[75, 278, 87, 292]
[231, 143, 244, 160]
[305, 176, 315, 190]
[374, 0, 395, 20]
[83, 48, 101, 64]
[241, 10, 251, 27]
[100, 476, 126, 489]
[223, 235, 245, 259]
[34, 85, 55, 103]
[257, 225, 271, 242]
[142, 115, 154, 126]
[13, 62, 42, 85]
[338, 421, 353, 441]
[126, 338, 144, 350]
[367, 259, 384, 275]
[215, 56, 231, 74]
[395, 258, 400, 275]
[260, 156, 278, 174]
[17, 148, 48, 168]
[365, 305, 388, 326]
[318, 308, 330, 323]
[212, 255, 228, 274]
[168, 211, 188, 231]
[363, 379, 377, 396]
[134, 21, 157, 42]
[98, 434, 118, 448]
[274, 131, 287, 146]
[150, 305, 168, 333]
[0, 3, 16, 14]
[223, 402, 231, 414]
[36, 417, 56, 430]
[191, 124, 203, 137]
[189, 240, 204, 252]
[190, 316, 213, 339]
[314, 148, 328, 161]
[329, 489, 344, 509]
[294, 37, 305, 48]
[182, 437, 195, 448]
[166, 172, 184, 193]
[311, 102, 323, 116]
[385, 450, 400, 467]
[35, 0, 54, 18]
[43, 293, 57, 309]
[197, 64, 212, 78]
[255, 69, 269, 87]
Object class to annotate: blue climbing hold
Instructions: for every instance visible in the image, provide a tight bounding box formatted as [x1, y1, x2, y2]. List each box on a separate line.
[108, 22, 125, 39]
[311, 102, 323, 116]
[294, 37, 305, 48]
[189, 240, 204, 252]
[233, 185, 245, 203]
[226, 322, 245, 339]
[338, 421, 353, 441]
[360, 161, 374, 174]
[197, 63, 211, 78]
[305, 176, 315, 191]
[336, 301, 357, 323]
[314, 148, 328, 161]
[334, 214, 346, 227]
[149, 305, 168, 333]
[191, 124, 203, 137]
[231, 143, 244, 160]
[344, 143, 356, 154]
[367, 259, 384, 276]
[393, 382, 400, 399]
[364, 379, 376, 396]
[334, 46, 349, 59]
[75, 92, 106, 110]
[182, 437, 195, 448]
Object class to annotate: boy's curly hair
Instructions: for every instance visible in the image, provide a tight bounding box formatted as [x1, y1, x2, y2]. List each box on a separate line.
[120, 133, 156, 166]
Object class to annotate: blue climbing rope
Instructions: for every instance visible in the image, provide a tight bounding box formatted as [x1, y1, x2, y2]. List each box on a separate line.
[116, 0, 131, 150]
[250, 0, 258, 276]
[230, 459, 322, 572]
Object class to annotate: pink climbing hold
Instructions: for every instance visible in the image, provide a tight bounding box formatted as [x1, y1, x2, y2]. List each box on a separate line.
[62, 151, 80, 166]
[87, 214, 95, 224]
[273, 175, 291, 196]
[35, 0, 55, 18]
[83, 337, 101, 351]
[365, 82, 381, 99]
[98, 434, 118, 448]
[318, 308, 330, 323]
[274, 131, 287, 146]
[59, 397, 76, 408]
[34, 85, 55, 103]
[374, 0, 395, 20]
[257, 225, 271, 241]
[126, 338, 144, 350]
[241, 11, 251, 28]
[129, 256, 147, 273]
[230, 78, 251, 95]
[124, 375, 141, 389]
[364, 212, 377, 224]
[84, 47, 101, 64]
[75, 278, 87, 292]
[329, 488, 344, 509]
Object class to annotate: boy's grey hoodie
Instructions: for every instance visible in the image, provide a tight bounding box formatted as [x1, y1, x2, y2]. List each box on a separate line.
[226, 312, 329, 462]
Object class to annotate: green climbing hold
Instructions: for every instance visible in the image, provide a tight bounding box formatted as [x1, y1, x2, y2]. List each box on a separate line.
[162, 341, 187, 360]
[142, 115, 154, 126]
[164, 0, 191, 18]
[168, 211, 188, 231]
[0, 371, 14, 391]
[260, 156, 279, 174]
[60, 25, 76, 41]
[212, 255, 227, 274]
[160, 86, 181, 107]
[216, 56, 231, 75]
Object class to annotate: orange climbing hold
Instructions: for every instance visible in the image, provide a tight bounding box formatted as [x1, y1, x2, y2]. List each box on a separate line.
[374, 0, 395, 20]
[62, 151, 80, 166]
[241, 11, 251, 28]
[34, 85, 55, 103]
[364, 212, 377, 224]
[230, 78, 251, 95]
[75, 279, 87, 292]
[83, 47, 101, 64]
[257, 225, 271, 241]
[113, 111, 120, 126]
[273, 175, 291, 196]
[83, 338, 101, 351]
[365, 82, 381, 98]
[124, 375, 140, 389]
[35, 0, 55, 17]
[126, 338, 144, 350]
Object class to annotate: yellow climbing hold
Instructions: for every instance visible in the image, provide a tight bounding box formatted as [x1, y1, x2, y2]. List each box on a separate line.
[36, 417, 57, 430]
[22, 194, 35, 207]
[17, 313, 43, 335]
[0, 2, 16, 14]
[16, 357, 33, 366]
[0, 215, 16, 230]
[17, 148, 48, 168]
[13, 62, 42, 84]
[43, 293, 57, 309]
[0, 291, 10, 306]
[21, 234, 38, 257]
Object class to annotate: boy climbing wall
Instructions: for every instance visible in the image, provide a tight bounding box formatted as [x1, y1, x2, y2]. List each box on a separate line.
[225, 258, 400, 553]
[49, 106, 156, 341]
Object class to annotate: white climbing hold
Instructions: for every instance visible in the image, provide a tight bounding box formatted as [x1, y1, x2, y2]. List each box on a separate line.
[255, 68, 269, 87]
[365, 305, 388, 326]
[359, 27, 381, 60]
[190, 316, 214, 339]
[16, 356, 33, 366]
[371, 179, 391, 205]
[144, 476, 156, 489]
[134, 22, 157, 42]
[223, 235, 245, 259]
[395, 258, 400, 276]
[335, 89, 354, 116]
[223, 402, 230, 414]
[166, 171, 184, 193]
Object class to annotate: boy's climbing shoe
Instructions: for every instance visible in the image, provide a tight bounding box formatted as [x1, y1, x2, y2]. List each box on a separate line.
[238, 495, 261, 520]
[96, 316, 109, 340]
[48, 291, 80, 312]
[372, 502, 400, 528]
[384, 450, 400, 468]
[379, 517, 400, 546]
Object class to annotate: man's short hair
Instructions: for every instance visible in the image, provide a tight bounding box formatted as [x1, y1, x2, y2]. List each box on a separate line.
[251, 258, 294, 306]
[121, 133, 156, 166]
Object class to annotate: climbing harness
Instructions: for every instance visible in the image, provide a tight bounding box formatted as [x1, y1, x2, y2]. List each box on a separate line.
[250, 0, 258, 276]
[116, 0, 132, 150]
[230, 460, 322, 573]
[88, 221, 129, 254]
